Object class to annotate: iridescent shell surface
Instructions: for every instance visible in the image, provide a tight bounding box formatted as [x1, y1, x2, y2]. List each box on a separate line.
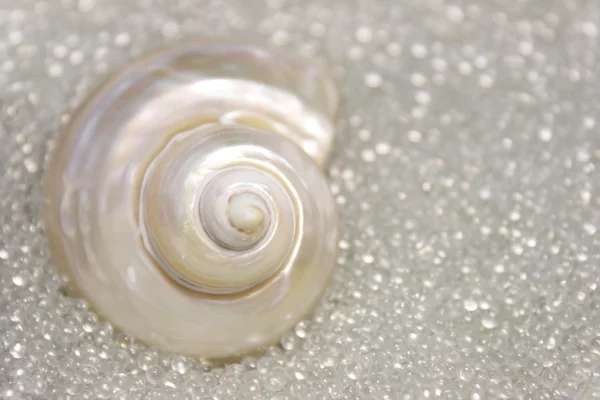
[43, 39, 340, 360]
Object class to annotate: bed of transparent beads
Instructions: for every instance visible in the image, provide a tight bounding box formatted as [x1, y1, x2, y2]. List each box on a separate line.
[1, 0, 600, 399]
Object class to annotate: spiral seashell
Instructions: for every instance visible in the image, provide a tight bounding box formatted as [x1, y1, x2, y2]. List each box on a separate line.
[43, 39, 340, 360]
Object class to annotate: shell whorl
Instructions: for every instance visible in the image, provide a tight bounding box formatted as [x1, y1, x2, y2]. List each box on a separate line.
[140, 125, 305, 295]
[43, 39, 339, 359]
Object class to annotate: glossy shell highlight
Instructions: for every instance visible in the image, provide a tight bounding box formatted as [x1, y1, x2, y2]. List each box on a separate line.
[43, 39, 339, 360]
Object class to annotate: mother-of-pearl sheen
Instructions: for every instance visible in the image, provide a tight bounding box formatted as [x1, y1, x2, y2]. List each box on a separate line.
[43, 39, 340, 360]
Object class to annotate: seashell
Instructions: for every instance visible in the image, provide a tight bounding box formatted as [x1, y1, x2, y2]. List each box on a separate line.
[43, 39, 340, 360]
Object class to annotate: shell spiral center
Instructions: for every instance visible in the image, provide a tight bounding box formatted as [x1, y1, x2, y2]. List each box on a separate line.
[139, 125, 298, 295]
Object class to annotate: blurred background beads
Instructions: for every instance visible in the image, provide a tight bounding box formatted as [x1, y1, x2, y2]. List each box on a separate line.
[2, 0, 600, 398]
